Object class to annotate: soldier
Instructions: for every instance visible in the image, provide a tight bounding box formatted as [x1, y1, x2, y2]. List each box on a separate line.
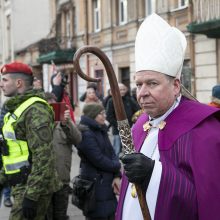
[0, 62, 61, 220]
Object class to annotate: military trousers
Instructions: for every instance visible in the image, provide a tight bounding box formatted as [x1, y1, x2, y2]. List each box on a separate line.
[9, 192, 52, 220]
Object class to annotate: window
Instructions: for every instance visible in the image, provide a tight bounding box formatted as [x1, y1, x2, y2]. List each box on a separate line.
[178, 0, 188, 7]
[60, 7, 73, 48]
[65, 11, 71, 38]
[93, 0, 101, 32]
[6, 15, 11, 57]
[64, 10, 72, 48]
[145, 0, 156, 16]
[119, 0, 127, 25]
[95, 69, 104, 96]
[120, 67, 130, 91]
[181, 60, 192, 92]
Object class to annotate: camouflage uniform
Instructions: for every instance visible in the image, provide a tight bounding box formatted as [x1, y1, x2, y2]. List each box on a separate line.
[0, 89, 62, 220]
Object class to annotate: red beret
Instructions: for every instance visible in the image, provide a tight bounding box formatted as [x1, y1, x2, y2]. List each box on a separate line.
[0, 62, 33, 75]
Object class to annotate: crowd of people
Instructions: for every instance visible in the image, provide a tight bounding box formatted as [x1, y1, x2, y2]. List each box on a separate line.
[0, 13, 220, 220]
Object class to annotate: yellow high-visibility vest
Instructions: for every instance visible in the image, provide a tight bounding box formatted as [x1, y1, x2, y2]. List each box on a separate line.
[2, 97, 50, 175]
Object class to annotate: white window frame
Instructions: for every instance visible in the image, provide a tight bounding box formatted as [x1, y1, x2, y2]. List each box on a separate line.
[65, 10, 72, 48]
[145, 0, 156, 16]
[119, 0, 127, 25]
[6, 14, 11, 58]
[93, 0, 101, 32]
[65, 10, 71, 38]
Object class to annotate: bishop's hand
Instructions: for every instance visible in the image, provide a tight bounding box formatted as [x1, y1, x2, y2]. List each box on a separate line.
[120, 153, 155, 192]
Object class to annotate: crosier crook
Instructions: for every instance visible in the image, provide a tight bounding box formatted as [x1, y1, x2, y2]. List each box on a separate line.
[73, 45, 151, 220]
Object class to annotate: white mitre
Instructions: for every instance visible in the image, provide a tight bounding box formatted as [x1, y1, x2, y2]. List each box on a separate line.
[135, 13, 187, 78]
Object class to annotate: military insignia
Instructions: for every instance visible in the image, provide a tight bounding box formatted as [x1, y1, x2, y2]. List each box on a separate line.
[37, 126, 52, 143]
[143, 122, 152, 132]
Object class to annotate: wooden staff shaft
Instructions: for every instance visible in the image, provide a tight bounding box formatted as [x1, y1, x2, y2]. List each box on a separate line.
[73, 45, 151, 220]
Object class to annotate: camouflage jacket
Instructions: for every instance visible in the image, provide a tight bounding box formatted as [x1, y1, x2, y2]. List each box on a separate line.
[0, 89, 62, 201]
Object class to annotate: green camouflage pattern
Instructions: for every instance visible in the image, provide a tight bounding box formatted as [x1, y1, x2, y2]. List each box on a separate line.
[9, 191, 52, 220]
[0, 89, 62, 202]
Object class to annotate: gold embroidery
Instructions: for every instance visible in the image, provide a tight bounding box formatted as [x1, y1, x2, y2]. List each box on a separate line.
[143, 121, 152, 132]
[158, 121, 166, 130]
[143, 120, 166, 132]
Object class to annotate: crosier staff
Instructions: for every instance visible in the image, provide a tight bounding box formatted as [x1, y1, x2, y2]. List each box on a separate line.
[73, 45, 151, 220]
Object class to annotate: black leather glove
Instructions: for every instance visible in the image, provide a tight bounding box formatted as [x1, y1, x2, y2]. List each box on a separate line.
[22, 197, 38, 219]
[120, 153, 155, 192]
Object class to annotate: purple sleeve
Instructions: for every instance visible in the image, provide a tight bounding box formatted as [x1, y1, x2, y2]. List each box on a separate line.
[155, 116, 220, 220]
[191, 116, 220, 220]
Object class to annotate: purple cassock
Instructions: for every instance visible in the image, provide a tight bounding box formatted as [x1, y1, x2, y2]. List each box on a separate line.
[116, 96, 220, 220]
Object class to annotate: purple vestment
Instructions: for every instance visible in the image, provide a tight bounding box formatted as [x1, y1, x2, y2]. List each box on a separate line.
[116, 97, 220, 220]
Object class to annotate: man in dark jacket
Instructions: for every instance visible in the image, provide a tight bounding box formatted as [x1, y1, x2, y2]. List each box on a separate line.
[106, 83, 140, 156]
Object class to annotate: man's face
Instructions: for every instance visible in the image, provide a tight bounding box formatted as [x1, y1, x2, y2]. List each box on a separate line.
[0, 74, 18, 97]
[135, 71, 180, 118]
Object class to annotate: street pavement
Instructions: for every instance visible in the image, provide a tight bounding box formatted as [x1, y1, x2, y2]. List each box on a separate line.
[0, 148, 84, 220]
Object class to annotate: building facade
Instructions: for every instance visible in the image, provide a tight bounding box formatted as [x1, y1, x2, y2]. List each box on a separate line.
[0, 0, 220, 108]
[73, 0, 193, 101]
[0, 0, 56, 97]
[73, 0, 220, 104]
[188, 0, 220, 102]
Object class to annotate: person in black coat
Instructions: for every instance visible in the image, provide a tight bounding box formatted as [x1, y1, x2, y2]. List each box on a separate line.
[106, 83, 140, 156]
[76, 103, 121, 220]
[103, 89, 112, 108]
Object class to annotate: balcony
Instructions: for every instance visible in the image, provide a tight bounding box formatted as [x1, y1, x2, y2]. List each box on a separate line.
[37, 49, 75, 64]
[37, 37, 75, 64]
[187, 0, 220, 38]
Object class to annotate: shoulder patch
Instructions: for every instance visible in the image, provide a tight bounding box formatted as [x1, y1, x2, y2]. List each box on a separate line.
[35, 124, 52, 143]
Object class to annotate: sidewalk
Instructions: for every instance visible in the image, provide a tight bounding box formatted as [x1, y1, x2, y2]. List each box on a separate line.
[0, 149, 84, 220]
